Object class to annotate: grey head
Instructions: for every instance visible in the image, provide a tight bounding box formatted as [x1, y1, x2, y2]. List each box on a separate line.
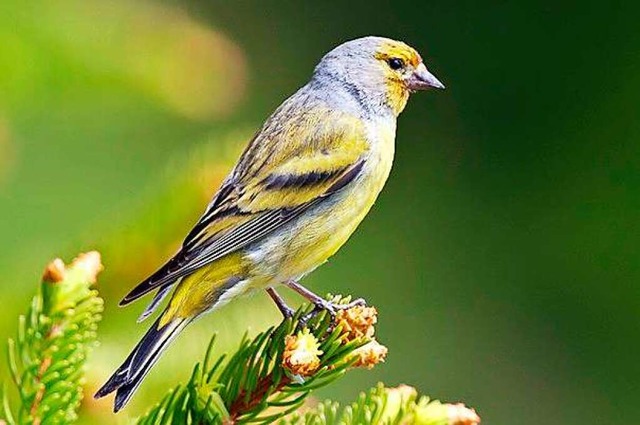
[309, 36, 444, 117]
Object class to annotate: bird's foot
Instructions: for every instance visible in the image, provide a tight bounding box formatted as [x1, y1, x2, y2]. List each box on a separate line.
[285, 279, 367, 330]
[299, 297, 367, 328]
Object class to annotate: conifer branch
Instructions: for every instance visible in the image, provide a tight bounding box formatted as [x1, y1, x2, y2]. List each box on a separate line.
[1, 252, 104, 425]
[136, 298, 387, 425]
[0, 253, 482, 425]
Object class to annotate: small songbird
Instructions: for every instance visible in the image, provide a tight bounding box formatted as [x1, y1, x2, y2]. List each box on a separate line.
[95, 36, 444, 411]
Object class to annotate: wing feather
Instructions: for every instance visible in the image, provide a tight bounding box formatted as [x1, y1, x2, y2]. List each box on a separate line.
[120, 100, 368, 306]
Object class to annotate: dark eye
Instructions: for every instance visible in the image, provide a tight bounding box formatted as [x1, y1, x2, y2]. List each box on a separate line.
[387, 58, 405, 70]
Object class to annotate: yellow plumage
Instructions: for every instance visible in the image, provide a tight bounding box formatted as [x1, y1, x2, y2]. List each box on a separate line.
[96, 36, 444, 412]
[159, 252, 248, 327]
[160, 110, 389, 323]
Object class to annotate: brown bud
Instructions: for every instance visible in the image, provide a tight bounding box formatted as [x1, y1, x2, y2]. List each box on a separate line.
[42, 258, 66, 283]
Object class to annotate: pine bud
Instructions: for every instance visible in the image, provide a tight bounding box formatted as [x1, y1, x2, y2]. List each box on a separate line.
[282, 328, 323, 376]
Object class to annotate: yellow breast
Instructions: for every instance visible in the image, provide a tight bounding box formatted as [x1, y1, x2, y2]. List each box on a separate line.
[272, 117, 397, 280]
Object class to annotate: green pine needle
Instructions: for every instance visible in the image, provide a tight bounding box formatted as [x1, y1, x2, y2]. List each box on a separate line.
[137, 296, 377, 425]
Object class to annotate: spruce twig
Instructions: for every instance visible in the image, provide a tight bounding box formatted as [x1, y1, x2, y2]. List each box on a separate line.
[137, 297, 387, 425]
[1, 252, 104, 425]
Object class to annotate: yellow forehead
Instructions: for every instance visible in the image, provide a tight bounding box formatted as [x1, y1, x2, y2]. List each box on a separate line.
[375, 41, 422, 67]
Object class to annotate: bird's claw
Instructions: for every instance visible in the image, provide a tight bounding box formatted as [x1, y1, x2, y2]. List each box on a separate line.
[342, 298, 367, 309]
[280, 305, 296, 319]
[297, 297, 367, 330]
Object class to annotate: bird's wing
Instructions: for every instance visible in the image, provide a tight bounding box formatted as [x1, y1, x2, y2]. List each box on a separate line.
[120, 108, 368, 305]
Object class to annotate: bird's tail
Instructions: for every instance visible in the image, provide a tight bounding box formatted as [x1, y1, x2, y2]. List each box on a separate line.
[94, 316, 189, 412]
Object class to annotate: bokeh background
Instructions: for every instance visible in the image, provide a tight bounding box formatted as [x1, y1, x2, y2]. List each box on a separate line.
[1, 1, 639, 423]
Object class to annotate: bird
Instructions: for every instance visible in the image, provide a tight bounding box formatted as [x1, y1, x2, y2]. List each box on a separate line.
[95, 35, 444, 412]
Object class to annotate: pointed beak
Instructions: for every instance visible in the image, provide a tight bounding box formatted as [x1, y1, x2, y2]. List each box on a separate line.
[407, 63, 445, 91]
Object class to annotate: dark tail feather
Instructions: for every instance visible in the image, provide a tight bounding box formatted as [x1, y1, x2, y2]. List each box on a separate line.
[94, 316, 188, 412]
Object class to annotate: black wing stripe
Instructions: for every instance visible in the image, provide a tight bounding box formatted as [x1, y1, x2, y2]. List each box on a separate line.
[326, 159, 364, 193]
[263, 168, 344, 190]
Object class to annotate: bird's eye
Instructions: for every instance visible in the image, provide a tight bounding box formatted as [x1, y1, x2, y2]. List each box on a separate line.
[387, 58, 405, 70]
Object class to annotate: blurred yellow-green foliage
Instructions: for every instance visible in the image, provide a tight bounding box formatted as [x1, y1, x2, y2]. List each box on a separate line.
[1, 1, 639, 424]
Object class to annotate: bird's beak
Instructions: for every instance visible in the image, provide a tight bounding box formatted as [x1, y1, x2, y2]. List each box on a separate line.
[407, 63, 445, 91]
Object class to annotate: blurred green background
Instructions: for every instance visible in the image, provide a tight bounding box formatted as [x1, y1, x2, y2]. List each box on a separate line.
[1, 1, 638, 423]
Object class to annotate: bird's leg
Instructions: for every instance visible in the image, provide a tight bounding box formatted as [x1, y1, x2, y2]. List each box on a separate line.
[285, 280, 366, 323]
[266, 287, 295, 319]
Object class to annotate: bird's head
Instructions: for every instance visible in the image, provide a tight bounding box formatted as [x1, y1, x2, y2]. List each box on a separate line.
[312, 36, 444, 116]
